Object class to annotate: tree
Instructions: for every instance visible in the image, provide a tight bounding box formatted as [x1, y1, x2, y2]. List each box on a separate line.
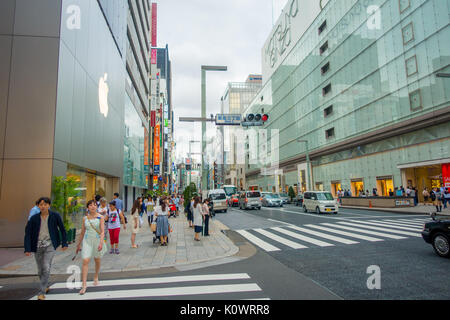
[51, 176, 84, 231]
[288, 186, 296, 202]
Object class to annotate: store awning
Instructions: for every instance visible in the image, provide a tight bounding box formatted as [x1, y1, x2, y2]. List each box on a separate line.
[397, 158, 450, 169]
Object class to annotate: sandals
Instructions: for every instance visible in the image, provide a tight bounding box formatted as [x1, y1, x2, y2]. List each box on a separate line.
[79, 287, 87, 295]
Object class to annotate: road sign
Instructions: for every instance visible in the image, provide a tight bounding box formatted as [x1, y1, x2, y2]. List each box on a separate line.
[215, 114, 242, 126]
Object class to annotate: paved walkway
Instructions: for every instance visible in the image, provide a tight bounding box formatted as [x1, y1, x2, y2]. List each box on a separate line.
[341, 203, 450, 216]
[0, 214, 238, 275]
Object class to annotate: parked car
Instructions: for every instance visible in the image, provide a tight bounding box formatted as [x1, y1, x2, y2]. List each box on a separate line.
[262, 193, 283, 207]
[302, 191, 338, 214]
[422, 212, 450, 258]
[207, 189, 228, 213]
[239, 191, 262, 210]
[295, 193, 304, 206]
[277, 193, 290, 204]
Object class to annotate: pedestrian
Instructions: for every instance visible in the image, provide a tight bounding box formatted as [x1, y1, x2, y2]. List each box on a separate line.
[202, 198, 211, 236]
[76, 200, 107, 295]
[155, 198, 169, 246]
[28, 199, 41, 220]
[97, 197, 109, 243]
[433, 188, 443, 212]
[430, 188, 440, 212]
[396, 187, 402, 197]
[113, 193, 123, 212]
[130, 199, 141, 248]
[389, 189, 394, 197]
[146, 196, 155, 227]
[186, 197, 194, 228]
[193, 196, 204, 242]
[95, 194, 101, 208]
[24, 197, 68, 300]
[410, 187, 417, 206]
[423, 187, 430, 205]
[443, 188, 450, 209]
[106, 200, 126, 254]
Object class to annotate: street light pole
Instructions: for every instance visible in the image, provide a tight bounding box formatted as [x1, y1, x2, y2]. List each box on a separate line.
[297, 139, 311, 191]
[201, 66, 227, 195]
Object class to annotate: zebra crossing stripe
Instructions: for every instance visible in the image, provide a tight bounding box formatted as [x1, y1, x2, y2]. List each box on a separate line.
[352, 220, 422, 231]
[49, 273, 252, 290]
[320, 223, 407, 239]
[304, 225, 383, 242]
[287, 226, 359, 245]
[236, 230, 281, 252]
[36, 283, 263, 300]
[376, 220, 424, 229]
[337, 221, 421, 237]
[271, 227, 335, 247]
[383, 219, 425, 226]
[253, 229, 307, 249]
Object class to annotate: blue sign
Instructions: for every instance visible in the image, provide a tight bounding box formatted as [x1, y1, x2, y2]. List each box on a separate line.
[154, 165, 160, 174]
[215, 114, 242, 126]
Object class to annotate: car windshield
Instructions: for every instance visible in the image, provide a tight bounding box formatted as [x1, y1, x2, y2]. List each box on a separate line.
[210, 193, 226, 200]
[223, 187, 237, 196]
[265, 194, 278, 199]
[247, 192, 261, 198]
[316, 193, 334, 200]
[279, 193, 288, 197]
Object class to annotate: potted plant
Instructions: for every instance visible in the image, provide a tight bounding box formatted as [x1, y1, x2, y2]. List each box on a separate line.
[51, 176, 83, 243]
[288, 186, 296, 203]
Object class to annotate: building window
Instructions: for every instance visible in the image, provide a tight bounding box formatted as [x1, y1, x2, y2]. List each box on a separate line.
[322, 84, 332, 96]
[399, 0, 410, 13]
[409, 89, 422, 111]
[324, 105, 333, 117]
[376, 176, 394, 196]
[318, 20, 327, 35]
[320, 41, 328, 55]
[405, 55, 418, 77]
[321, 62, 330, 75]
[325, 127, 335, 139]
[402, 22, 414, 45]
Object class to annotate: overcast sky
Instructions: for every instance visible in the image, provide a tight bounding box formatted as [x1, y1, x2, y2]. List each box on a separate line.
[155, 0, 289, 163]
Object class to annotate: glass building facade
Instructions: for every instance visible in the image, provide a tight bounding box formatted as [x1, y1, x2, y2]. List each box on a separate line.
[244, 0, 450, 199]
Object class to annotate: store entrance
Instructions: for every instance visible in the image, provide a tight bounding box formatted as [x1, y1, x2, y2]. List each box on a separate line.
[331, 181, 341, 198]
[401, 164, 445, 202]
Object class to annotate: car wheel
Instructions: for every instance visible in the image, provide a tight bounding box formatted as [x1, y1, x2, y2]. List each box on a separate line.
[303, 205, 308, 213]
[432, 233, 450, 258]
[316, 207, 321, 214]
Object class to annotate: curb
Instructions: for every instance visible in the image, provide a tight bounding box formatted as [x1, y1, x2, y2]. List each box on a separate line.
[340, 206, 447, 215]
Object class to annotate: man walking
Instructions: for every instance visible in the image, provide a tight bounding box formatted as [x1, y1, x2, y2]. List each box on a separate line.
[24, 197, 68, 300]
[113, 193, 123, 212]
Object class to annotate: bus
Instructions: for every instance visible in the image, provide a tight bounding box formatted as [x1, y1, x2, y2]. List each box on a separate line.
[223, 185, 238, 197]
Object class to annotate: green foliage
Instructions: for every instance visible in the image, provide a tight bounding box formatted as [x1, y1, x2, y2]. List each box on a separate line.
[288, 186, 296, 200]
[51, 176, 83, 231]
[183, 183, 198, 209]
[146, 189, 170, 198]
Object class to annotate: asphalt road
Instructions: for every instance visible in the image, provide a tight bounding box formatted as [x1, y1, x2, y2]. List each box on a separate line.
[215, 204, 450, 299]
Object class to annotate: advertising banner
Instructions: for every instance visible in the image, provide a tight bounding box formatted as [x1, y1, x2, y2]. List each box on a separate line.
[151, 49, 157, 64]
[154, 125, 160, 166]
[443, 163, 450, 188]
[144, 128, 149, 167]
[151, 3, 157, 47]
[151, 110, 156, 127]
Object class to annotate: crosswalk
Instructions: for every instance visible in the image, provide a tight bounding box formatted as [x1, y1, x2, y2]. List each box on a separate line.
[30, 273, 269, 300]
[236, 218, 428, 252]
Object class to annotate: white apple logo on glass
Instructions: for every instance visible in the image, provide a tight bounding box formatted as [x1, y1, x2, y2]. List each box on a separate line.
[98, 73, 109, 118]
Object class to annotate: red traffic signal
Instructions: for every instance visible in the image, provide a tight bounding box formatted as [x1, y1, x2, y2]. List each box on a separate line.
[262, 114, 269, 122]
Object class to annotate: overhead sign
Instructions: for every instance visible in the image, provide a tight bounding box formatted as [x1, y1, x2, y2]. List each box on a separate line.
[215, 114, 242, 126]
[151, 3, 157, 47]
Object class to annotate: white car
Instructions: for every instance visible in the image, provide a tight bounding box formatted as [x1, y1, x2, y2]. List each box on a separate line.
[207, 189, 228, 213]
[302, 191, 338, 214]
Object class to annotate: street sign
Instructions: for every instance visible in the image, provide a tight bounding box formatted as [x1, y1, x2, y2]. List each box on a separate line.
[215, 114, 242, 126]
[154, 165, 160, 174]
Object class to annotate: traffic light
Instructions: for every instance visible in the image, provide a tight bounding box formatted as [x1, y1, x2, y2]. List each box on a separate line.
[242, 113, 269, 127]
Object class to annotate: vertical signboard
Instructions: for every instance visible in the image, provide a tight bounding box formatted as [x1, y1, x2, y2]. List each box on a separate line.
[154, 125, 160, 166]
[144, 128, 149, 170]
[151, 3, 157, 47]
[443, 163, 450, 188]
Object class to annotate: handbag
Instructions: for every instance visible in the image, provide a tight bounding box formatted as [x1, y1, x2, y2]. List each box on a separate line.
[151, 222, 157, 232]
[139, 216, 144, 227]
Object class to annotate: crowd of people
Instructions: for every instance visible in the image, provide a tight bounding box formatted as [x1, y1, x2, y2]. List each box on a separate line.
[23, 192, 202, 299]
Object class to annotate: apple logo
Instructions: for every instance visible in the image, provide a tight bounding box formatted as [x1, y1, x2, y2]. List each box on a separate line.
[98, 73, 109, 118]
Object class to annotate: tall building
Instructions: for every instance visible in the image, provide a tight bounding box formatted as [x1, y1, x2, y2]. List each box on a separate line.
[244, 0, 450, 200]
[0, 0, 128, 246]
[221, 77, 262, 190]
[123, 0, 152, 210]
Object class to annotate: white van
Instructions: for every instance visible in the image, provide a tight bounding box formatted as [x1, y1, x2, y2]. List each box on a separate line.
[207, 189, 228, 213]
[302, 191, 338, 214]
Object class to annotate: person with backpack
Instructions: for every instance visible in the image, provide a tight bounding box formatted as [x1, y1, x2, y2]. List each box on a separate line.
[106, 200, 126, 254]
[433, 188, 443, 212]
[423, 188, 430, 205]
[76, 200, 107, 295]
[24, 197, 68, 300]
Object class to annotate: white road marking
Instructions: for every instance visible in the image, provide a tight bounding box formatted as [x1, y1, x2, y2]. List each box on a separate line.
[35, 283, 262, 300]
[354, 220, 423, 231]
[253, 228, 308, 249]
[287, 226, 359, 244]
[268, 218, 293, 226]
[49, 273, 252, 290]
[337, 221, 421, 237]
[236, 230, 281, 252]
[376, 220, 424, 229]
[383, 219, 425, 226]
[320, 223, 407, 240]
[304, 224, 383, 242]
[271, 227, 335, 247]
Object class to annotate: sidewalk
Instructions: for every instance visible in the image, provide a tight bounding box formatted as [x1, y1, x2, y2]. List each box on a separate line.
[341, 203, 450, 216]
[0, 214, 238, 276]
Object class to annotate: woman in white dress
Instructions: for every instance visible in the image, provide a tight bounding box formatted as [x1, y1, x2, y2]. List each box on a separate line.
[192, 196, 204, 241]
[76, 200, 107, 295]
[130, 198, 141, 248]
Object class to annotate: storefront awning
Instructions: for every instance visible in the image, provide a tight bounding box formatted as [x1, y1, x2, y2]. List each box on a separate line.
[397, 158, 450, 169]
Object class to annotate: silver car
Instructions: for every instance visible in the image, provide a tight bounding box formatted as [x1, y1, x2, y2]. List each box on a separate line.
[277, 193, 290, 204]
[239, 191, 262, 210]
[262, 193, 283, 207]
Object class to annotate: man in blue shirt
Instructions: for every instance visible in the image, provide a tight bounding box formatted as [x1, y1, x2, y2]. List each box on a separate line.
[113, 193, 123, 212]
[28, 200, 41, 220]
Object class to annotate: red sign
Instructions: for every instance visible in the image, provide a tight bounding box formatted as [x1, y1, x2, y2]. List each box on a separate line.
[144, 128, 149, 166]
[153, 125, 160, 166]
[151, 49, 157, 64]
[150, 111, 156, 127]
[151, 3, 157, 47]
[443, 163, 450, 188]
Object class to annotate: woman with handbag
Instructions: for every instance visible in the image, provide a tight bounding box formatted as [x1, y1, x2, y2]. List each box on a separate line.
[130, 198, 141, 248]
[155, 198, 169, 246]
[193, 197, 204, 241]
[76, 200, 107, 295]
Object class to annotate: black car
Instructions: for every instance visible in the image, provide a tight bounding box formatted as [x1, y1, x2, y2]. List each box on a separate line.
[422, 213, 450, 258]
